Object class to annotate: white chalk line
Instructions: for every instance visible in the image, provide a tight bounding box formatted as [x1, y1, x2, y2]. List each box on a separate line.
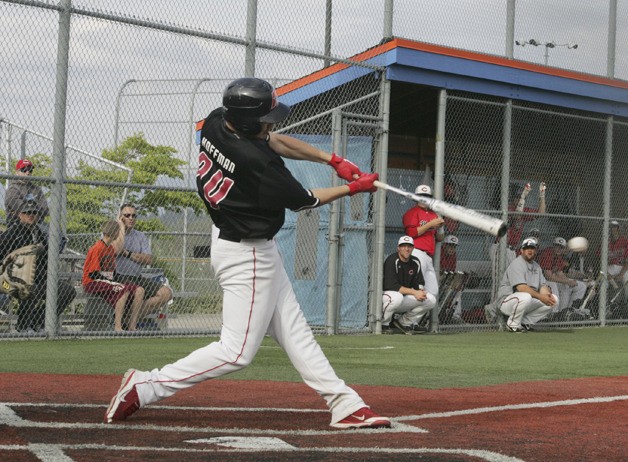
[0, 403, 424, 435]
[3, 395, 626, 462]
[395, 394, 628, 421]
[0, 443, 525, 462]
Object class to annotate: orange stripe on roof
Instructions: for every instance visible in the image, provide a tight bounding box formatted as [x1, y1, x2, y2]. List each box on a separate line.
[276, 40, 397, 96]
[277, 38, 627, 97]
[394, 38, 628, 90]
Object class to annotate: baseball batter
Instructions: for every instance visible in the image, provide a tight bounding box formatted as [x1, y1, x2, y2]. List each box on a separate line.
[105, 77, 390, 429]
[402, 184, 444, 297]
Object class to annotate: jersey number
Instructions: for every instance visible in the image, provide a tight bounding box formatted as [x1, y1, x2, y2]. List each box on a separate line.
[197, 152, 234, 210]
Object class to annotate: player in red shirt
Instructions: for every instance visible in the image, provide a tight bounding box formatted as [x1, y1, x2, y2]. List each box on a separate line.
[402, 184, 444, 297]
[538, 237, 586, 319]
[606, 221, 628, 298]
[83, 220, 144, 332]
[440, 235, 458, 272]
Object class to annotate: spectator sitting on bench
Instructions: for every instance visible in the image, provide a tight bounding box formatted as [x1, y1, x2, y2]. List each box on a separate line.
[115, 204, 173, 319]
[0, 199, 76, 333]
[83, 219, 144, 332]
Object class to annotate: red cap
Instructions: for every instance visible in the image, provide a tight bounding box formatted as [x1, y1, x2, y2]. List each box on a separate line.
[16, 159, 34, 171]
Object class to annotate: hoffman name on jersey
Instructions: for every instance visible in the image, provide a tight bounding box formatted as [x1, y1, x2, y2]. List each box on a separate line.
[200, 136, 236, 174]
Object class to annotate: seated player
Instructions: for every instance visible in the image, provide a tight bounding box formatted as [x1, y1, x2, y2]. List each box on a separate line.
[82, 220, 144, 332]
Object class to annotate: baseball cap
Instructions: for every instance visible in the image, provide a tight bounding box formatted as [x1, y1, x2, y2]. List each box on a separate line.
[16, 159, 34, 171]
[20, 201, 40, 214]
[443, 235, 459, 245]
[414, 184, 432, 197]
[610, 220, 620, 227]
[521, 237, 539, 249]
[398, 235, 414, 246]
[553, 237, 567, 247]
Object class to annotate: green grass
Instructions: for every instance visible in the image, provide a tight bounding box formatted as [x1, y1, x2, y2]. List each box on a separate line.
[2, 326, 627, 389]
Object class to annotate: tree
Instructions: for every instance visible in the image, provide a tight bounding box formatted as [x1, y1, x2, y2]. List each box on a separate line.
[67, 133, 204, 233]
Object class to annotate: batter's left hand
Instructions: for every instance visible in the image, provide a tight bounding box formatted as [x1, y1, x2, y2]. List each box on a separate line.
[347, 172, 379, 196]
[328, 153, 363, 182]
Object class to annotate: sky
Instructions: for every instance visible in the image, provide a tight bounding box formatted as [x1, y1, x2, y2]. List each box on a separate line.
[0, 0, 625, 179]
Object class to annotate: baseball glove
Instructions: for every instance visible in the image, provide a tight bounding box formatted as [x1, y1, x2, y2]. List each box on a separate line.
[0, 243, 45, 299]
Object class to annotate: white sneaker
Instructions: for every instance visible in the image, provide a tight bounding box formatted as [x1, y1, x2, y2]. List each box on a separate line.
[163, 277, 174, 306]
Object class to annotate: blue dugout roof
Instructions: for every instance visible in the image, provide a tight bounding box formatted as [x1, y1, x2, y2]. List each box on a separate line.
[278, 38, 628, 118]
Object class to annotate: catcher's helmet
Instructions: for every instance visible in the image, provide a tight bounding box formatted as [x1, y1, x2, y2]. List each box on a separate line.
[222, 78, 290, 136]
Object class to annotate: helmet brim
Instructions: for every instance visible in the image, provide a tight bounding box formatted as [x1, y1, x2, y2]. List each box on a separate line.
[259, 102, 291, 124]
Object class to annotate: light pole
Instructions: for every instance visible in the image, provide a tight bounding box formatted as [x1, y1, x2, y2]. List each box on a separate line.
[515, 39, 578, 66]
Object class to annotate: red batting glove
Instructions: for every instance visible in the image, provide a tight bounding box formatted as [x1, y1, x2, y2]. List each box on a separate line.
[347, 173, 379, 196]
[328, 153, 363, 182]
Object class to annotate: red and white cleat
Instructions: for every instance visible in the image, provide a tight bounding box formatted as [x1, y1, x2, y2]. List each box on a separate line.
[330, 407, 391, 429]
[104, 369, 141, 423]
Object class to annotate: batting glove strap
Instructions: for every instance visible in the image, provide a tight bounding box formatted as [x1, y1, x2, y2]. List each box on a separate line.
[328, 153, 362, 182]
[347, 172, 379, 196]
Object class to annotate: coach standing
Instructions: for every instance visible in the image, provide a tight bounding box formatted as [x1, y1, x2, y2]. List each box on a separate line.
[402, 184, 444, 297]
[105, 77, 390, 430]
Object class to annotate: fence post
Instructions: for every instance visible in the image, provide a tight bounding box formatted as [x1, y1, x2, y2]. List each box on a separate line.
[45, 0, 72, 337]
[326, 109, 343, 334]
[245, 0, 257, 77]
[598, 116, 614, 326]
[371, 77, 390, 334]
[607, 0, 617, 78]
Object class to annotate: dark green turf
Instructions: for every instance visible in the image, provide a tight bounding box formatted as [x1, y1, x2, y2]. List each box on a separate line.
[1, 326, 626, 389]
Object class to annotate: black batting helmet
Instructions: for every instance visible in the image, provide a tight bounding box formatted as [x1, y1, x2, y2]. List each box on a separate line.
[222, 78, 291, 136]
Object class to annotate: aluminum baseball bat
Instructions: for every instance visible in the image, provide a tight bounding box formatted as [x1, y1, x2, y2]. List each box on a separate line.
[373, 180, 508, 237]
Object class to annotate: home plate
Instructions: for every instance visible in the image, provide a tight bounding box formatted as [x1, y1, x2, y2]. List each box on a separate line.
[186, 436, 295, 449]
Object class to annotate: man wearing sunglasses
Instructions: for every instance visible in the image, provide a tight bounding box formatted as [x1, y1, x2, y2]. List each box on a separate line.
[114, 204, 173, 323]
[0, 200, 76, 333]
[5, 159, 49, 226]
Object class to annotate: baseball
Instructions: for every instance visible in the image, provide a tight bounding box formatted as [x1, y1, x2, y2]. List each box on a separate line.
[567, 236, 589, 253]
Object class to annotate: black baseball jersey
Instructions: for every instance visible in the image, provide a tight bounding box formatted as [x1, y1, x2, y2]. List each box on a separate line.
[382, 252, 425, 292]
[196, 108, 319, 239]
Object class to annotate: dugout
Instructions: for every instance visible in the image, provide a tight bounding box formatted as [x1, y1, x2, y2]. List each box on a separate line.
[274, 38, 628, 329]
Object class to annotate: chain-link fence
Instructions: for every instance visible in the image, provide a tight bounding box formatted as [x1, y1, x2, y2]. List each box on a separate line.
[0, 0, 625, 338]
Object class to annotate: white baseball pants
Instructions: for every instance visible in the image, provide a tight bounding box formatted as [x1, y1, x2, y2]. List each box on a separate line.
[546, 281, 586, 312]
[134, 234, 365, 425]
[608, 264, 628, 297]
[411, 248, 439, 297]
[382, 290, 437, 326]
[499, 292, 555, 329]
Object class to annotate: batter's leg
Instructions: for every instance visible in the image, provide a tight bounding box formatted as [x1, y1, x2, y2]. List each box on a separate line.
[266, 256, 365, 425]
[134, 239, 278, 406]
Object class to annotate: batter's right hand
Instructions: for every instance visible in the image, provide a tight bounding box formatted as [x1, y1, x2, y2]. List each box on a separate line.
[347, 172, 379, 196]
[328, 153, 363, 182]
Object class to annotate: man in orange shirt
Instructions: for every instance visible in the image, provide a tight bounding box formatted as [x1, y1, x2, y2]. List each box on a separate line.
[83, 220, 145, 332]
